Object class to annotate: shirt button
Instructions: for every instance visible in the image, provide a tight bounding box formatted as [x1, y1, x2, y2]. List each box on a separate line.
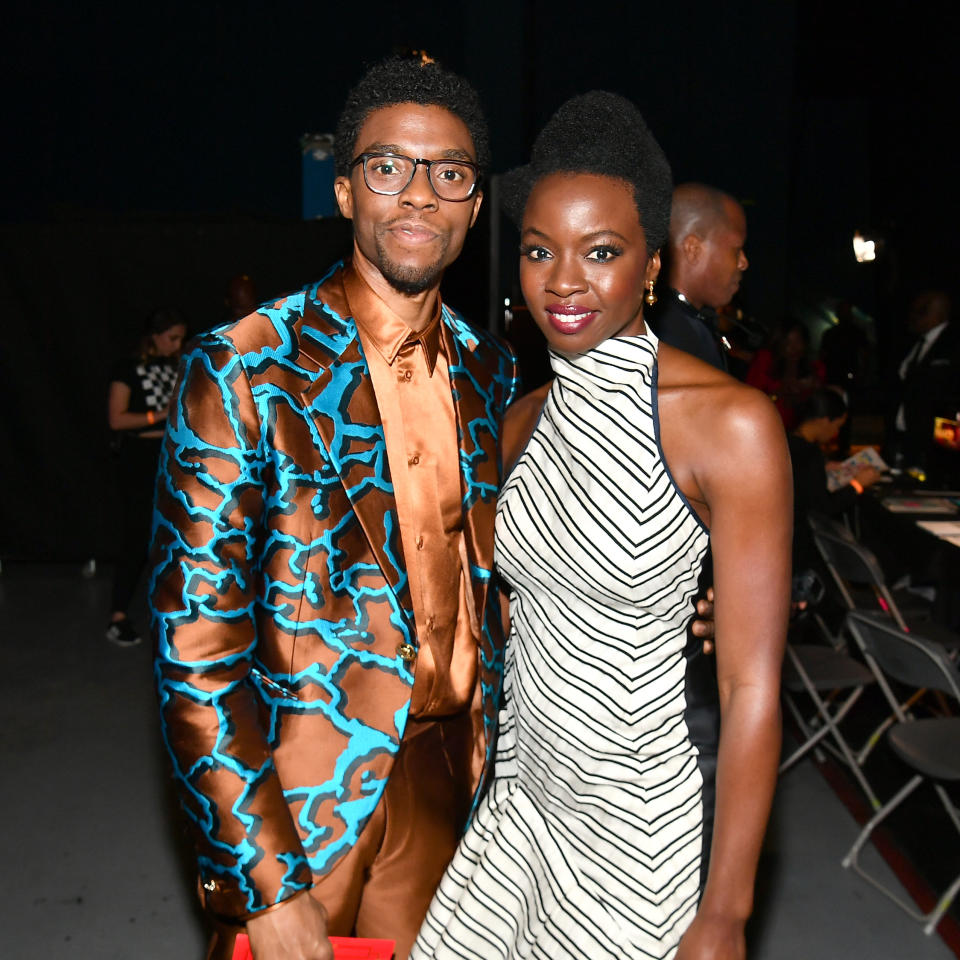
[398, 370, 413, 381]
[416, 535, 424, 549]
[408, 454, 420, 465]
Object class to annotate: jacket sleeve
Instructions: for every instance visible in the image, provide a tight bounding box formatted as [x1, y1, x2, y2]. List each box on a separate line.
[504, 341, 522, 411]
[150, 333, 312, 919]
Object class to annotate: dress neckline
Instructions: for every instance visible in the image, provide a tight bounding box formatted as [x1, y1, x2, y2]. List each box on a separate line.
[548, 331, 659, 391]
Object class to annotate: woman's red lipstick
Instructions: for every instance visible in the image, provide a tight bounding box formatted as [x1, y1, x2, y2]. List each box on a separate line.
[544, 302, 598, 335]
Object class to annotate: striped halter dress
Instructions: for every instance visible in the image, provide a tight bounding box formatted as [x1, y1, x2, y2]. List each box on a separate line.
[413, 331, 714, 960]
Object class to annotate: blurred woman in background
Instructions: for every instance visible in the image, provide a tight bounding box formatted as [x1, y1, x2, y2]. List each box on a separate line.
[105, 308, 186, 646]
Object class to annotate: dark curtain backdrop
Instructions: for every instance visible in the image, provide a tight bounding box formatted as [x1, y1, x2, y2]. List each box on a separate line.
[2, 1, 956, 560]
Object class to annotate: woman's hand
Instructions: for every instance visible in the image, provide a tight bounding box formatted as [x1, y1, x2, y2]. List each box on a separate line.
[675, 911, 746, 960]
[853, 465, 882, 489]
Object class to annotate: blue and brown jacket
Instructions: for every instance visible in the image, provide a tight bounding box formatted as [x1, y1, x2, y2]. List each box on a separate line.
[150, 260, 520, 919]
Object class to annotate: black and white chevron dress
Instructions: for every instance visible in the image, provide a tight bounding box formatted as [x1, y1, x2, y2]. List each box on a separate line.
[413, 332, 715, 960]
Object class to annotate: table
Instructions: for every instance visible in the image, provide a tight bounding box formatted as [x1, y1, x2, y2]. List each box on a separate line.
[856, 487, 960, 630]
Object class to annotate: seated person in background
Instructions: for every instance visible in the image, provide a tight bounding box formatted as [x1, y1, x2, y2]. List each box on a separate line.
[788, 389, 881, 571]
[747, 320, 825, 430]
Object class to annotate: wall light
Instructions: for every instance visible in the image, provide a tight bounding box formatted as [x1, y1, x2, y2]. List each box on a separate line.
[853, 231, 877, 263]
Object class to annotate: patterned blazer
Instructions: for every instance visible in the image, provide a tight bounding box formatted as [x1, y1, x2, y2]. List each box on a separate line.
[150, 261, 520, 919]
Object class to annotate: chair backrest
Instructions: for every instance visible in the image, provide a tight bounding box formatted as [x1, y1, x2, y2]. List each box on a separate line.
[846, 612, 960, 704]
[813, 531, 886, 588]
[808, 511, 855, 541]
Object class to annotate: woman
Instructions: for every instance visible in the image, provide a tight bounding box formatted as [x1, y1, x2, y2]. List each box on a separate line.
[105, 308, 186, 646]
[746, 320, 825, 430]
[788, 388, 881, 571]
[413, 93, 790, 960]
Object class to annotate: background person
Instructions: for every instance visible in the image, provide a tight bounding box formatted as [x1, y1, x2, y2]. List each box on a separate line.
[788, 389, 881, 572]
[646, 181, 749, 371]
[746, 320, 825, 430]
[892, 289, 960, 481]
[105, 308, 186, 646]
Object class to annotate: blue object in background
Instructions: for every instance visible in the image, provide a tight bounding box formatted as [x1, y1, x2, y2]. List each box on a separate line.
[301, 133, 336, 219]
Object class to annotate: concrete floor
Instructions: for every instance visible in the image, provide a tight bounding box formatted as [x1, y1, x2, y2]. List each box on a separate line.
[1, 562, 956, 959]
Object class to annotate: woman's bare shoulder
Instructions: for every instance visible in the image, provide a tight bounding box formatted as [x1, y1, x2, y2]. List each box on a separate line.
[503, 381, 552, 474]
[657, 343, 785, 455]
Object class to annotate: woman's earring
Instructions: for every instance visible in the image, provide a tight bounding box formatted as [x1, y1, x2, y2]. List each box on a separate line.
[645, 281, 657, 307]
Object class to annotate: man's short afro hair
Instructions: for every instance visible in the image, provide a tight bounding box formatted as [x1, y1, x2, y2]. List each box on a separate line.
[502, 91, 672, 254]
[334, 55, 490, 179]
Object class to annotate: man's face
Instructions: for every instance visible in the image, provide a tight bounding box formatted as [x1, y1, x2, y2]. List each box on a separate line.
[334, 103, 483, 295]
[687, 197, 748, 310]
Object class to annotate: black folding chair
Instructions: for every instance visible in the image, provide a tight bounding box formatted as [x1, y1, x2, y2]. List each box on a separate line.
[842, 612, 960, 935]
[811, 530, 960, 766]
[779, 639, 880, 810]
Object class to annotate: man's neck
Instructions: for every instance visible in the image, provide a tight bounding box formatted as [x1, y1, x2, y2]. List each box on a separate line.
[673, 287, 707, 314]
[351, 247, 441, 333]
[667, 276, 704, 312]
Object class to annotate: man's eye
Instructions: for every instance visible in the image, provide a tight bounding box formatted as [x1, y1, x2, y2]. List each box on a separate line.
[372, 161, 400, 176]
[585, 245, 622, 262]
[436, 166, 465, 182]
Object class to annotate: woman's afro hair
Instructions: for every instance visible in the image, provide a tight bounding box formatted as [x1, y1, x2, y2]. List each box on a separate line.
[334, 55, 490, 179]
[502, 91, 672, 254]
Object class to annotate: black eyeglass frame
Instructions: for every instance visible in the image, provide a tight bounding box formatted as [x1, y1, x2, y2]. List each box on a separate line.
[349, 152, 481, 202]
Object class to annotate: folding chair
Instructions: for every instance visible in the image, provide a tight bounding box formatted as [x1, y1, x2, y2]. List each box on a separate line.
[811, 530, 950, 637]
[842, 612, 960, 935]
[779, 639, 880, 810]
[811, 530, 960, 762]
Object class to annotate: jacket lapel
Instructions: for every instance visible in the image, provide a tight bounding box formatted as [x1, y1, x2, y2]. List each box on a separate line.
[440, 309, 500, 632]
[295, 268, 411, 616]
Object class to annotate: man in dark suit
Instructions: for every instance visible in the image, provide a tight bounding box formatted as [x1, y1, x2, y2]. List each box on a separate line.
[894, 289, 960, 481]
[150, 56, 519, 960]
[647, 182, 749, 371]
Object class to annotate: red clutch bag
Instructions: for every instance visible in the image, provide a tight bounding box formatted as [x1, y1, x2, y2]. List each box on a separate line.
[232, 932, 395, 960]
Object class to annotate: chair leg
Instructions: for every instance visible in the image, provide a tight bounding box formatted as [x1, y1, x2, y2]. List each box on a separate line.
[780, 689, 862, 771]
[842, 775, 928, 919]
[924, 870, 960, 936]
[783, 650, 880, 809]
[853, 690, 926, 766]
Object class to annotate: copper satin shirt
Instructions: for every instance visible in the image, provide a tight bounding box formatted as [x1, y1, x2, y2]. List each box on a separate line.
[344, 266, 478, 718]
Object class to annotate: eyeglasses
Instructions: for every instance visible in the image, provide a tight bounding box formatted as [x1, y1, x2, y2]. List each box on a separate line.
[350, 153, 480, 202]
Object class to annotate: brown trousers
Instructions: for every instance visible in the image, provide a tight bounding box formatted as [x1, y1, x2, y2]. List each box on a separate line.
[206, 712, 475, 960]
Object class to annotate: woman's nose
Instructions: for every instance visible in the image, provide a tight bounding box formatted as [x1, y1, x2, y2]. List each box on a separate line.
[545, 255, 587, 296]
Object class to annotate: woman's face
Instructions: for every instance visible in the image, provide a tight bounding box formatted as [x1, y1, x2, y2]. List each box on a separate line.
[825, 415, 847, 443]
[152, 324, 187, 357]
[519, 172, 659, 355]
[784, 327, 808, 359]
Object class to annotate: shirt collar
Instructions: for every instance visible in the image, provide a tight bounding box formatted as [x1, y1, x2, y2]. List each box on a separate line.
[922, 320, 949, 346]
[343, 261, 443, 374]
[672, 288, 718, 323]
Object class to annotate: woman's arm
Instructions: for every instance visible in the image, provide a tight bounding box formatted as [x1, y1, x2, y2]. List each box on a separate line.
[678, 389, 792, 960]
[107, 380, 168, 431]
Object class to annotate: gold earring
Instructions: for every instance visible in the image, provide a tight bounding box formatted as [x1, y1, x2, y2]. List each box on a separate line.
[645, 281, 657, 306]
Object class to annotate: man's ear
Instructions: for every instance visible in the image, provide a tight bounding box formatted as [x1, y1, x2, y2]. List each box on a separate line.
[681, 233, 701, 264]
[468, 190, 484, 229]
[334, 177, 354, 220]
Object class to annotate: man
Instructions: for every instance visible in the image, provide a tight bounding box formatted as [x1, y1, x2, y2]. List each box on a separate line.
[893, 289, 959, 480]
[151, 56, 519, 960]
[647, 182, 749, 371]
